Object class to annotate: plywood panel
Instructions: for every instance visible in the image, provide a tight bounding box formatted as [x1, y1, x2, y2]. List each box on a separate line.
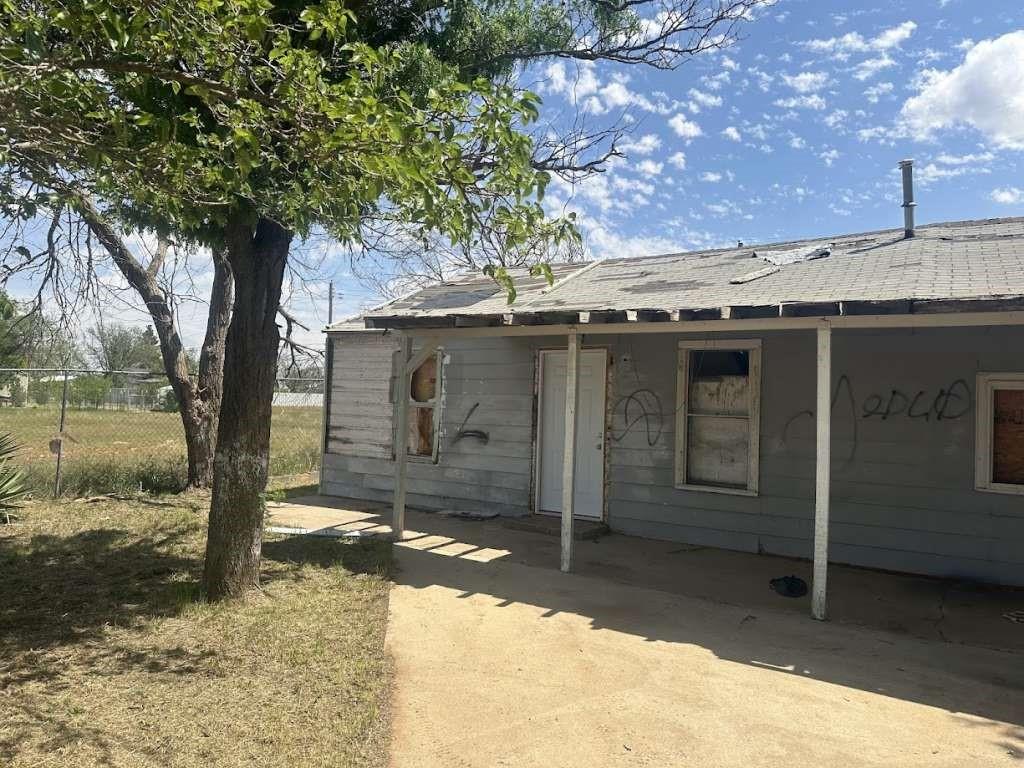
[686, 414, 749, 487]
[993, 388, 1024, 485]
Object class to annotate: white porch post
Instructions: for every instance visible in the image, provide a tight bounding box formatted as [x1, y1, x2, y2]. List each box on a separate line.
[812, 322, 832, 620]
[392, 333, 412, 540]
[561, 328, 581, 573]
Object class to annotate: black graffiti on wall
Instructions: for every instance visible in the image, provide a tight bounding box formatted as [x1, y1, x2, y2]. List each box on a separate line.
[860, 379, 971, 421]
[782, 375, 973, 465]
[611, 389, 664, 447]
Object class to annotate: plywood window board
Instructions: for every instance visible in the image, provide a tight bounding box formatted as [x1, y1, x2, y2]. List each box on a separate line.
[976, 373, 1024, 495]
[675, 340, 762, 495]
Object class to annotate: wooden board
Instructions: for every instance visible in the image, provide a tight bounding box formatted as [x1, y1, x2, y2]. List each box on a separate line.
[993, 389, 1024, 485]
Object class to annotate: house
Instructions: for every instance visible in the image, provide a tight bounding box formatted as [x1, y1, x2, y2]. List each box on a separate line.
[319, 161, 1024, 619]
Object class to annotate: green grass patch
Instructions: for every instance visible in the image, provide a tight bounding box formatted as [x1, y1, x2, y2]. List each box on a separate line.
[0, 489, 393, 767]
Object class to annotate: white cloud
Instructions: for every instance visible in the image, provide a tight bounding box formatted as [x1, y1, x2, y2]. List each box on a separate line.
[781, 71, 831, 93]
[874, 21, 918, 50]
[722, 126, 742, 142]
[748, 67, 774, 92]
[819, 149, 840, 166]
[802, 21, 917, 56]
[668, 151, 687, 170]
[863, 82, 894, 103]
[721, 56, 739, 71]
[935, 151, 995, 165]
[913, 151, 994, 185]
[702, 71, 732, 91]
[668, 114, 703, 140]
[991, 187, 1024, 204]
[823, 109, 848, 129]
[597, 77, 672, 114]
[700, 172, 723, 182]
[854, 54, 895, 81]
[687, 88, 724, 111]
[619, 133, 662, 155]
[774, 94, 827, 110]
[636, 159, 664, 177]
[789, 136, 806, 149]
[900, 32, 1024, 150]
[540, 61, 599, 100]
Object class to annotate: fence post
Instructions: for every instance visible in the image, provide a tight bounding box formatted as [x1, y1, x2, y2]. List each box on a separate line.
[53, 369, 70, 497]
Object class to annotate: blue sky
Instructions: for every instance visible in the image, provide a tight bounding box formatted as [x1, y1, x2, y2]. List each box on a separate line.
[527, 0, 1024, 260]
[7, 0, 1024, 352]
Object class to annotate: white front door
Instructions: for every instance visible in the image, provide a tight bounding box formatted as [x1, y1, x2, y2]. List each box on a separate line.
[537, 349, 606, 520]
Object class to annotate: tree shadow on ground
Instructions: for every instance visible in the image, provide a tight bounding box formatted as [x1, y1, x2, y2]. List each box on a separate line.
[262, 534, 392, 580]
[0, 524, 204, 684]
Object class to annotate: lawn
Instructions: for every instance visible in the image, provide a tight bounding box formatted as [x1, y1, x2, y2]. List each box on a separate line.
[3, 406, 323, 495]
[0, 483, 393, 767]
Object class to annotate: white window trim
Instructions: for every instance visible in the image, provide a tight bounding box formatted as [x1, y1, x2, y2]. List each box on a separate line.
[392, 348, 444, 464]
[675, 339, 762, 496]
[975, 372, 1024, 496]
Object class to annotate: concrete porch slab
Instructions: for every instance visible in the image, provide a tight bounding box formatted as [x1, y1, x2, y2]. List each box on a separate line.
[266, 495, 1024, 653]
[266, 494, 1024, 768]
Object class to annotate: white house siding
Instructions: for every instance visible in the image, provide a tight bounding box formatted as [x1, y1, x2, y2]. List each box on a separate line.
[322, 325, 1024, 585]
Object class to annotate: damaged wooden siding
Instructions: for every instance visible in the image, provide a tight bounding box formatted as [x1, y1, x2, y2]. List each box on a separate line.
[325, 332, 399, 459]
[321, 335, 538, 515]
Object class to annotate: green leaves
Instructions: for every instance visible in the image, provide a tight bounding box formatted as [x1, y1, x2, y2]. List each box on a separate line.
[0, 0, 579, 266]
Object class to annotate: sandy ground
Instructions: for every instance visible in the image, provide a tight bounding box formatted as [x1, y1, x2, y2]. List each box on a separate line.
[267, 498, 1024, 767]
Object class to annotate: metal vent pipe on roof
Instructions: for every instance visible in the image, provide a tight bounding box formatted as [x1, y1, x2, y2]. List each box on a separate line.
[899, 159, 916, 238]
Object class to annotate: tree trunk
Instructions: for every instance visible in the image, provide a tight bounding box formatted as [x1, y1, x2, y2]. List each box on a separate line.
[184, 248, 233, 487]
[75, 197, 232, 488]
[202, 216, 291, 601]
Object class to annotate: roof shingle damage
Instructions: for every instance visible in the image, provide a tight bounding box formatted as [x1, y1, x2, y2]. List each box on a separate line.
[332, 217, 1024, 330]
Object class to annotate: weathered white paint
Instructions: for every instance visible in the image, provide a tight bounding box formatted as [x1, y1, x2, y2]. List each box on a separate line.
[561, 330, 581, 572]
[394, 312, 1024, 341]
[812, 323, 832, 621]
[392, 334, 413, 539]
[537, 348, 607, 520]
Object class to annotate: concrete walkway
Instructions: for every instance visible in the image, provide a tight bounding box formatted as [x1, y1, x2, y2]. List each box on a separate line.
[267, 497, 1024, 767]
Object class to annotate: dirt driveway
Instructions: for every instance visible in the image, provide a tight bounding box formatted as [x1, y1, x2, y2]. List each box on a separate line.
[387, 536, 1023, 768]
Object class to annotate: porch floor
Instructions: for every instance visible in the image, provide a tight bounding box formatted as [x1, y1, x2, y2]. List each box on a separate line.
[266, 495, 1024, 653]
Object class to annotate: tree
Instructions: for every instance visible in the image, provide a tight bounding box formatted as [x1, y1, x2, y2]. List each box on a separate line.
[8, 377, 25, 406]
[0, 292, 30, 380]
[1, 0, 766, 599]
[85, 321, 165, 374]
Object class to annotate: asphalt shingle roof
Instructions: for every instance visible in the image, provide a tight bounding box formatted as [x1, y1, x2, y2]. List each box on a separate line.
[343, 217, 1024, 329]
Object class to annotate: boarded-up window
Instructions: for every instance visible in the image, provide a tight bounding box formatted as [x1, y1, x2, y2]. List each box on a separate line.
[676, 341, 761, 493]
[406, 353, 441, 460]
[976, 374, 1024, 494]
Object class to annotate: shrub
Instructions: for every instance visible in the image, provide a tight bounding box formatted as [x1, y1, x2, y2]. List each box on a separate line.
[0, 432, 27, 522]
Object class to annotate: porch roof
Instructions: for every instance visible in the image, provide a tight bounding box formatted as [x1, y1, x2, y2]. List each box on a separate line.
[340, 216, 1024, 331]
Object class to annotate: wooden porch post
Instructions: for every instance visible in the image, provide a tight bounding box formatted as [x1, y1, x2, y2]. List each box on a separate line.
[561, 328, 581, 573]
[812, 323, 832, 620]
[392, 334, 412, 540]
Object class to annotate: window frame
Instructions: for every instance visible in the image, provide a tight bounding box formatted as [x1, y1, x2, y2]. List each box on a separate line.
[675, 339, 762, 496]
[975, 372, 1024, 496]
[393, 347, 444, 464]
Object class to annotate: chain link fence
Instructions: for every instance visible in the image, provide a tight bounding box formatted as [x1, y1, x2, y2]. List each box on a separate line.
[0, 368, 324, 496]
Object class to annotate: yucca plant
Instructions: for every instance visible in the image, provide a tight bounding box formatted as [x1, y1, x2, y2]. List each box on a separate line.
[0, 432, 27, 524]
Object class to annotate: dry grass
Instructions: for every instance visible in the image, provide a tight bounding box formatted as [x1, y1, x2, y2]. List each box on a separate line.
[0, 486, 393, 767]
[4, 406, 323, 495]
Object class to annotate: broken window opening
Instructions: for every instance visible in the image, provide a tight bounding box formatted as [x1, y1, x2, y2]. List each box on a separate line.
[405, 352, 442, 460]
